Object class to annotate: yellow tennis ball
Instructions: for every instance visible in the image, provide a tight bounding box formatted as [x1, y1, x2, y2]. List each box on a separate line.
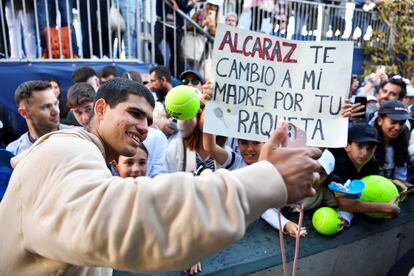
[165, 85, 200, 120]
[360, 175, 399, 218]
[312, 207, 341, 236]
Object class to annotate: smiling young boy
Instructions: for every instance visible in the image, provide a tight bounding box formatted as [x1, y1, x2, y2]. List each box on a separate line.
[66, 82, 95, 127]
[329, 124, 400, 224]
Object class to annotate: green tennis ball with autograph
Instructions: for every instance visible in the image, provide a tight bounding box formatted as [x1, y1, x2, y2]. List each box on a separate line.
[165, 85, 200, 120]
[312, 207, 341, 236]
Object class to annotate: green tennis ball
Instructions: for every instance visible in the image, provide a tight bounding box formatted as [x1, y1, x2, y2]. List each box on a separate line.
[312, 207, 341, 236]
[165, 85, 200, 120]
[360, 175, 399, 218]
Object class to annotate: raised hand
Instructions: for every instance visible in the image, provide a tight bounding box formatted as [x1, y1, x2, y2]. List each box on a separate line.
[259, 121, 322, 204]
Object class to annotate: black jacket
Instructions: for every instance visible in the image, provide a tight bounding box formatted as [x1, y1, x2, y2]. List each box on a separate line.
[329, 148, 379, 183]
[0, 106, 18, 148]
[156, 0, 194, 28]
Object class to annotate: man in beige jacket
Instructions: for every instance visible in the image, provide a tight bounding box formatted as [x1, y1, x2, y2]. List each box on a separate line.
[0, 79, 321, 275]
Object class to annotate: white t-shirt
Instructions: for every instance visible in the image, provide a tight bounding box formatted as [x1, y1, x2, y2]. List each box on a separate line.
[379, 146, 407, 181]
[142, 127, 169, 178]
[6, 124, 71, 156]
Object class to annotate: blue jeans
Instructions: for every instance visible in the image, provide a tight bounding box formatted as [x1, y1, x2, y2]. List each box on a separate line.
[36, 0, 78, 55]
[113, 0, 138, 58]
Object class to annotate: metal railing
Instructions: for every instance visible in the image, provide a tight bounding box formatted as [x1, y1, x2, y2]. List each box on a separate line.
[224, 0, 388, 46]
[0, 0, 389, 76]
[0, 0, 156, 62]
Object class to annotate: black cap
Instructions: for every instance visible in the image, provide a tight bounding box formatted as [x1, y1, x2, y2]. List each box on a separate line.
[179, 70, 204, 84]
[348, 124, 381, 145]
[378, 100, 412, 121]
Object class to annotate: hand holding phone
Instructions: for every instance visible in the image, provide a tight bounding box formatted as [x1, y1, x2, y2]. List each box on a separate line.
[285, 123, 307, 148]
[353, 96, 367, 119]
[208, 10, 216, 21]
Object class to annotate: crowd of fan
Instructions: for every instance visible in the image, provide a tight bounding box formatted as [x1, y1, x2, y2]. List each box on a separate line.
[0, 60, 413, 273]
[0, 1, 412, 274]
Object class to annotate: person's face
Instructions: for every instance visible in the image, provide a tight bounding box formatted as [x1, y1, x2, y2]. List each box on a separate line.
[71, 101, 94, 126]
[150, 72, 167, 94]
[95, 94, 153, 161]
[208, 3, 219, 12]
[351, 79, 359, 91]
[378, 83, 402, 105]
[225, 15, 237, 26]
[237, 139, 263, 165]
[366, 100, 378, 114]
[345, 142, 377, 168]
[20, 89, 60, 132]
[181, 74, 202, 91]
[50, 81, 61, 97]
[177, 117, 198, 139]
[377, 116, 405, 142]
[115, 147, 148, 178]
[402, 96, 414, 107]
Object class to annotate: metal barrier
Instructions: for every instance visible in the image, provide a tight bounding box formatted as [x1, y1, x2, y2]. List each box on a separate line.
[0, 0, 388, 76]
[0, 0, 156, 62]
[223, 0, 388, 46]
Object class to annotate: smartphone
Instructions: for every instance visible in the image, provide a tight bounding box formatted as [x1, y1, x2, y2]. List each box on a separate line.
[354, 96, 367, 118]
[170, 118, 178, 131]
[208, 10, 216, 21]
[377, 65, 386, 74]
[286, 123, 307, 148]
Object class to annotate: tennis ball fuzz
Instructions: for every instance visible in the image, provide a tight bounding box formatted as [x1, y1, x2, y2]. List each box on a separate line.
[360, 175, 399, 218]
[312, 207, 341, 236]
[165, 85, 200, 120]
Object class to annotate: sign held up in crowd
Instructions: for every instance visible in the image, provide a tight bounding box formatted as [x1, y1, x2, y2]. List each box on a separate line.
[204, 24, 354, 148]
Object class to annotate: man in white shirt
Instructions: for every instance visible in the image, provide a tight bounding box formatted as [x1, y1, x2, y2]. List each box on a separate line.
[7, 80, 69, 155]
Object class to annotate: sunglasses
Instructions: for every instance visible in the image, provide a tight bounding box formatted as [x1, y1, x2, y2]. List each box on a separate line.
[182, 78, 200, 85]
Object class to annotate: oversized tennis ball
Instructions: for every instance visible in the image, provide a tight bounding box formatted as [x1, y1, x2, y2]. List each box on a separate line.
[312, 207, 341, 236]
[360, 175, 399, 218]
[165, 85, 200, 120]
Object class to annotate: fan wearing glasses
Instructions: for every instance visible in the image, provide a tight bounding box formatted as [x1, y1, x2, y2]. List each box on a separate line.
[179, 70, 204, 94]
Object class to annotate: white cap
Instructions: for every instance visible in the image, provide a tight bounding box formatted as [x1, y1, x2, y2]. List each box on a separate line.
[225, 11, 238, 20]
[406, 86, 414, 97]
[318, 150, 335, 175]
[367, 95, 378, 102]
[207, 0, 222, 6]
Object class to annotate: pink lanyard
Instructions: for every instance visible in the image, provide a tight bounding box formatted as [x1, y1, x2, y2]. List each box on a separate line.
[278, 204, 304, 276]
[277, 122, 306, 275]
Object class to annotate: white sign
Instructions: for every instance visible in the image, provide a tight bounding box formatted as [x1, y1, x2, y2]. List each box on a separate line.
[204, 24, 354, 148]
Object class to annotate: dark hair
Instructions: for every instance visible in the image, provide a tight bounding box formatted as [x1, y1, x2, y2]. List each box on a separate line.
[15, 80, 52, 105]
[149, 66, 171, 82]
[95, 78, 155, 109]
[117, 142, 149, 162]
[100, 65, 117, 79]
[67, 83, 96, 108]
[71, 67, 97, 83]
[122, 71, 143, 84]
[388, 77, 407, 99]
[184, 112, 203, 151]
[44, 77, 61, 89]
[137, 142, 148, 157]
[374, 114, 409, 167]
[44, 77, 69, 118]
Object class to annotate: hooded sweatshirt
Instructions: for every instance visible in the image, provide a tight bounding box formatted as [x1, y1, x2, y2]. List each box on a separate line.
[0, 127, 287, 275]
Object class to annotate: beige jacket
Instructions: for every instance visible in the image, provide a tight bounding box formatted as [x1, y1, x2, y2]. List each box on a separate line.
[0, 128, 287, 275]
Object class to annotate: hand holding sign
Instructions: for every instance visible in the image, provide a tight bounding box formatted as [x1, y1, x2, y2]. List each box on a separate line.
[259, 121, 322, 204]
[204, 24, 354, 148]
